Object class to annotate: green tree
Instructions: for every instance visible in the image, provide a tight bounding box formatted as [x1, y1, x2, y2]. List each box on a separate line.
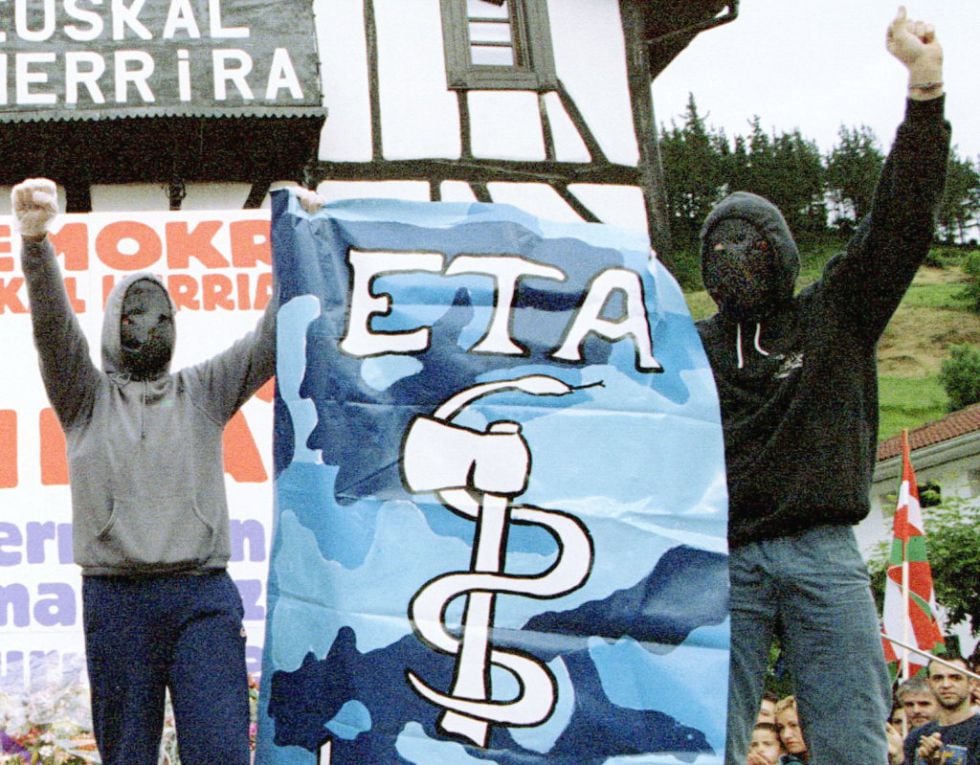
[725, 133, 751, 196]
[825, 124, 884, 230]
[715, 119, 825, 237]
[938, 344, 980, 410]
[740, 116, 774, 197]
[961, 252, 980, 314]
[659, 93, 726, 283]
[869, 497, 980, 636]
[768, 129, 826, 236]
[937, 150, 980, 244]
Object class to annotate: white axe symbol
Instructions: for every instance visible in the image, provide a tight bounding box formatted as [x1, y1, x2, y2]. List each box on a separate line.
[402, 375, 593, 747]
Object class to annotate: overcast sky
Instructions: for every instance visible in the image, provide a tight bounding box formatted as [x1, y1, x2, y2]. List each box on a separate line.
[652, 1, 978, 160]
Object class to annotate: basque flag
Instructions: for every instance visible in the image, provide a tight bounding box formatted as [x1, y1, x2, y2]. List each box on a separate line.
[881, 430, 944, 680]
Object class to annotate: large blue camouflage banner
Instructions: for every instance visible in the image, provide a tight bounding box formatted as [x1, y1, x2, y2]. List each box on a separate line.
[256, 191, 730, 765]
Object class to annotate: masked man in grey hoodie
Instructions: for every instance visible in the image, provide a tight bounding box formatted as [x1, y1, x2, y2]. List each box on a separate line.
[695, 9, 949, 765]
[13, 178, 324, 765]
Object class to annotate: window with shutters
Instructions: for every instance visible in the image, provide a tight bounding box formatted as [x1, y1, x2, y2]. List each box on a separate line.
[441, 0, 557, 90]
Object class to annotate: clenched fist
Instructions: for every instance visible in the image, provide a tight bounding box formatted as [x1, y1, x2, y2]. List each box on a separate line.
[11, 178, 59, 240]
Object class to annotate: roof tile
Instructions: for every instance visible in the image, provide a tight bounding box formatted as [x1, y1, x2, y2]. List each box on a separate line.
[877, 403, 980, 461]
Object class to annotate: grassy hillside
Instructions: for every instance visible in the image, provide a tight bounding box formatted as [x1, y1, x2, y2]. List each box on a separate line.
[682, 241, 980, 442]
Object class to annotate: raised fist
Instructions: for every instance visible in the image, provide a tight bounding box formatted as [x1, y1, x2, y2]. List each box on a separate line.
[293, 186, 326, 214]
[12, 178, 59, 240]
[887, 5, 943, 99]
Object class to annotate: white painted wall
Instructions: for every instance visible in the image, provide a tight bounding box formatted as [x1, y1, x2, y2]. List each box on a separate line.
[15, 1, 650, 238]
[375, 0, 461, 160]
[469, 91, 546, 160]
[316, 0, 374, 162]
[547, 0, 638, 166]
[542, 91, 591, 163]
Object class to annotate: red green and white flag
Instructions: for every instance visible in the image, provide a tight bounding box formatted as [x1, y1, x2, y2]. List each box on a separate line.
[881, 430, 944, 680]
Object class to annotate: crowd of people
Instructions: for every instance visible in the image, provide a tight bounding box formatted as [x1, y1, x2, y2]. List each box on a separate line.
[744, 652, 980, 764]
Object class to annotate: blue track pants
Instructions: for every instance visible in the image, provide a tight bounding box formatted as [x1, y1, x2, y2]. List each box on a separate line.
[82, 570, 250, 765]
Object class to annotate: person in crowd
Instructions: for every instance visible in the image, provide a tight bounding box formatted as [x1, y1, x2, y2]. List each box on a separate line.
[891, 704, 909, 733]
[903, 655, 980, 765]
[747, 722, 785, 765]
[758, 691, 779, 725]
[899, 675, 941, 731]
[888, 666, 951, 763]
[774, 696, 808, 763]
[890, 715, 908, 765]
[968, 650, 980, 713]
[696, 8, 950, 764]
[12, 178, 324, 765]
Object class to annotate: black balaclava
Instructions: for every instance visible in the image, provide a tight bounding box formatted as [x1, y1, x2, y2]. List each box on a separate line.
[700, 192, 800, 322]
[702, 218, 782, 321]
[120, 278, 175, 380]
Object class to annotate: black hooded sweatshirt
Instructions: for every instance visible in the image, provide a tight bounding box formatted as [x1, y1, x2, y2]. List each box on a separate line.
[696, 97, 950, 548]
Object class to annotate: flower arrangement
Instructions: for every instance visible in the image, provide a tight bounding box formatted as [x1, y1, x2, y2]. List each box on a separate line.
[248, 673, 260, 754]
[0, 681, 97, 764]
[1, 674, 260, 765]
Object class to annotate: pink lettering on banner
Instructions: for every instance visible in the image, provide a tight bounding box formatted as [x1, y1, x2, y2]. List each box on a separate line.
[96, 221, 163, 271]
[230, 219, 272, 268]
[0, 223, 12, 271]
[48, 218, 270, 274]
[0, 410, 15, 488]
[49, 223, 90, 271]
[0, 519, 263, 569]
[0, 397, 274, 489]
[0, 650, 86, 696]
[0, 276, 27, 313]
[0, 579, 264, 629]
[0, 209, 278, 705]
[165, 221, 230, 269]
[0, 583, 76, 628]
[39, 408, 68, 486]
[0, 522, 73, 566]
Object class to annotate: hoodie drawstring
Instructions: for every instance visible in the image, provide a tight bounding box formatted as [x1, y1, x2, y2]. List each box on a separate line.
[735, 322, 770, 370]
[753, 323, 770, 357]
[735, 323, 744, 369]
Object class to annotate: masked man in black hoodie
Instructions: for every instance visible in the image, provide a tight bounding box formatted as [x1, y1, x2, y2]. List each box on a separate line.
[695, 8, 949, 765]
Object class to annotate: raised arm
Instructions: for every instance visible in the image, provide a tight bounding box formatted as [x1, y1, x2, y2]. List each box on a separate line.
[189, 186, 326, 423]
[823, 6, 950, 342]
[13, 179, 100, 427]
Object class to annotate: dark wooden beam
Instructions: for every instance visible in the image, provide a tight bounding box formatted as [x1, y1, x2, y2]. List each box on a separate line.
[621, 0, 673, 271]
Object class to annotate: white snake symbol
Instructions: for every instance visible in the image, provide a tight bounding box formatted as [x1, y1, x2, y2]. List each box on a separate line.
[401, 375, 595, 748]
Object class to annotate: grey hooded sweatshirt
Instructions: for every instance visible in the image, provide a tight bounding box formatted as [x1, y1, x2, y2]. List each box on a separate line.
[22, 239, 275, 576]
[696, 96, 950, 548]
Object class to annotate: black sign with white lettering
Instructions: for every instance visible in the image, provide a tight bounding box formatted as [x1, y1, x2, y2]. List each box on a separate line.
[0, 0, 321, 120]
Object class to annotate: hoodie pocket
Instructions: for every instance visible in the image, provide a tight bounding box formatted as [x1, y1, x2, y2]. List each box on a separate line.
[95, 496, 215, 569]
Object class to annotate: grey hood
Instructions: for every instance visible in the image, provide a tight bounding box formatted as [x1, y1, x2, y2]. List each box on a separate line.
[100, 272, 176, 378]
